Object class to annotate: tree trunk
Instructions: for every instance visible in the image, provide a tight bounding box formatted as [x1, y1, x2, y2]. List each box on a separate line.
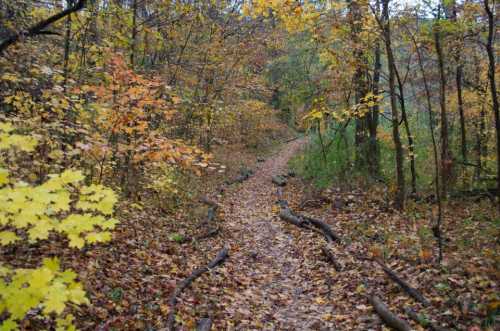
[408, 16, 444, 263]
[395, 66, 417, 194]
[450, 0, 467, 163]
[368, 0, 382, 178]
[382, 0, 405, 209]
[457, 64, 467, 162]
[484, 0, 500, 207]
[348, 0, 370, 173]
[130, 0, 138, 67]
[433, 8, 453, 195]
[63, 0, 74, 90]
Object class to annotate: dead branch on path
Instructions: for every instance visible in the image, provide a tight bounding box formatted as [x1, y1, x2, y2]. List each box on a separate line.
[225, 168, 254, 186]
[375, 259, 430, 306]
[277, 196, 341, 243]
[277, 188, 340, 242]
[302, 215, 341, 242]
[369, 295, 412, 331]
[166, 247, 229, 330]
[321, 245, 342, 271]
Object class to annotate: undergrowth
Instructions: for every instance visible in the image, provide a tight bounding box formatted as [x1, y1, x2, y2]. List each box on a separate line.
[290, 121, 496, 194]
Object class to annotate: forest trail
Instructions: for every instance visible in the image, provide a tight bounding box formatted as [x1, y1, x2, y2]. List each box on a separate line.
[213, 139, 336, 330]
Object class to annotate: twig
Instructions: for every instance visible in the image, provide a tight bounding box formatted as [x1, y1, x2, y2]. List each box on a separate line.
[166, 247, 229, 330]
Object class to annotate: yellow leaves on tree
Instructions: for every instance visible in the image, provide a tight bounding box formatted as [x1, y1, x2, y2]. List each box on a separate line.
[0, 258, 87, 331]
[242, 0, 320, 33]
[0, 123, 119, 330]
[0, 167, 118, 248]
[302, 93, 384, 130]
[77, 54, 211, 189]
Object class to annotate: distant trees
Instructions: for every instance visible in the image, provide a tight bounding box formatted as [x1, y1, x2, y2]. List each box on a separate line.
[245, 0, 498, 210]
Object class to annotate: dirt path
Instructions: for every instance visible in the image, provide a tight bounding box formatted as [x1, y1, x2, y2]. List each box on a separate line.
[215, 139, 336, 330]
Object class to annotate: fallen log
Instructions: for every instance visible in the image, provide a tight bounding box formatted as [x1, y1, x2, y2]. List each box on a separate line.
[225, 169, 254, 185]
[375, 260, 429, 306]
[405, 307, 449, 331]
[369, 295, 412, 331]
[279, 207, 305, 227]
[166, 247, 229, 330]
[278, 200, 341, 243]
[303, 216, 341, 242]
[321, 245, 342, 271]
[272, 175, 288, 187]
[196, 318, 212, 331]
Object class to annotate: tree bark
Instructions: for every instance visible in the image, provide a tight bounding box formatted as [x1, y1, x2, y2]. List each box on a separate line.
[369, 295, 412, 331]
[382, 0, 405, 209]
[368, 0, 382, 178]
[63, 0, 74, 90]
[348, 0, 370, 173]
[407, 16, 444, 263]
[433, 7, 453, 195]
[395, 65, 417, 194]
[130, 0, 138, 67]
[484, 0, 500, 208]
[375, 260, 429, 306]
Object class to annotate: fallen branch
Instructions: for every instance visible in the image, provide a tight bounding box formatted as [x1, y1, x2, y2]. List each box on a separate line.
[279, 207, 305, 227]
[272, 175, 288, 187]
[225, 169, 253, 185]
[303, 215, 341, 242]
[375, 260, 429, 306]
[277, 197, 340, 244]
[369, 295, 412, 331]
[321, 245, 342, 271]
[166, 247, 229, 330]
[0, 0, 87, 54]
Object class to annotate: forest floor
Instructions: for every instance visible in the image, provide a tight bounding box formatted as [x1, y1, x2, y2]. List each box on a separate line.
[13, 138, 496, 330]
[207, 138, 339, 330]
[176, 139, 498, 331]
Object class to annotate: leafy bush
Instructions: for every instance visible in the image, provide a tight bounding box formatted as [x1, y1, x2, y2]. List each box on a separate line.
[0, 122, 118, 330]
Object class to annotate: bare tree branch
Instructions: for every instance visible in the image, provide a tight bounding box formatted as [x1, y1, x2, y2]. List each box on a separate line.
[0, 0, 86, 54]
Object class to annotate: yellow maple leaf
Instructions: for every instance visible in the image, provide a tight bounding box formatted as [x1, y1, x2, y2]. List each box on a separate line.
[0, 231, 20, 245]
[29, 268, 54, 290]
[0, 168, 9, 186]
[43, 282, 68, 315]
[67, 234, 85, 249]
